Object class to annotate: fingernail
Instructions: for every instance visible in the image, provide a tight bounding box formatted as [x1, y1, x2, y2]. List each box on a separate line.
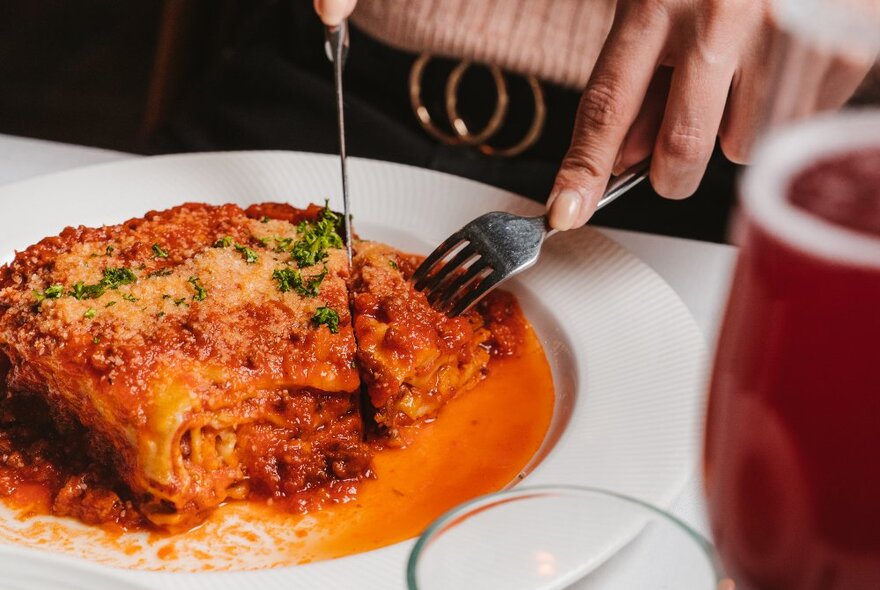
[548, 189, 582, 231]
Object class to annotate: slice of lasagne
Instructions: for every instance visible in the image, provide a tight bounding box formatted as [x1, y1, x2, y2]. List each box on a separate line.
[0, 203, 369, 529]
[351, 241, 502, 437]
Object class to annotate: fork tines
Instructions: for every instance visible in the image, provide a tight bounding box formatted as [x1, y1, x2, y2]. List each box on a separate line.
[411, 232, 496, 316]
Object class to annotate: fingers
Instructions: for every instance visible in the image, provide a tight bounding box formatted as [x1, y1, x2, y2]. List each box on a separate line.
[548, 3, 671, 230]
[614, 67, 673, 175]
[651, 52, 735, 198]
[314, 0, 358, 26]
[718, 67, 760, 164]
[815, 55, 873, 110]
[720, 43, 871, 164]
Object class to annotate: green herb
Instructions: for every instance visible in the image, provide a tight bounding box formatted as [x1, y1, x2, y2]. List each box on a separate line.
[256, 236, 272, 247]
[290, 204, 343, 267]
[33, 284, 65, 306]
[83, 308, 97, 320]
[272, 266, 327, 297]
[162, 294, 171, 300]
[69, 267, 137, 301]
[92, 335, 101, 344]
[312, 306, 339, 334]
[101, 267, 137, 289]
[213, 236, 233, 248]
[261, 216, 270, 223]
[156, 311, 166, 318]
[105, 301, 117, 308]
[148, 269, 172, 278]
[273, 237, 295, 253]
[188, 276, 207, 301]
[234, 243, 259, 264]
[152, 243, 169, 258]
[389, 259, 399, 270]
[173, 297, 187, 306]
[122, 293, 138, 302]
[105, 245, 115, 256]
[70, 282, 102, 300]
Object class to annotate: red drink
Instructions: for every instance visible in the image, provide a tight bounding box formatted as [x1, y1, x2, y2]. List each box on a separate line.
[704, 114, 880, 589]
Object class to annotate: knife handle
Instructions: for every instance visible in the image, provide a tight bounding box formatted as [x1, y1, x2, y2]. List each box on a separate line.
[324, 19, 349, 67]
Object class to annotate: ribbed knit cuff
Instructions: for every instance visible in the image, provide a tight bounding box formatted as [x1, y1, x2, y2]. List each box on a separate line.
[351, 0, 616, 90]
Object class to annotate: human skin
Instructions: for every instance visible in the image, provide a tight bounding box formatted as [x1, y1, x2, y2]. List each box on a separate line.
[314, 0, 873, 231]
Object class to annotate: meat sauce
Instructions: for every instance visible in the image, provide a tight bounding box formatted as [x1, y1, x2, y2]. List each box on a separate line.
[0, 295, 554, 568]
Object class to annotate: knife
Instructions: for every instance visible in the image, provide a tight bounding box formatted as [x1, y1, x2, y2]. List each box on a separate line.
[325, 20, 353, 266]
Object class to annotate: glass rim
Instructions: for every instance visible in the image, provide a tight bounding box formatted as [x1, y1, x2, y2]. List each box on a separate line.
[405, 484, 725, 590]
[742, 109, 880, 270]
[774, 0, 880, 55]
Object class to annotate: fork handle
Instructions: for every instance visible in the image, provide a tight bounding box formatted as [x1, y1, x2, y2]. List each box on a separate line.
[597, 158, 650, 210]
[544, 158, 650, 237]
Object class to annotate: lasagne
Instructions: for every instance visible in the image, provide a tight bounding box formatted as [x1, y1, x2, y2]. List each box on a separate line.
[352, 241, 492, 435]
[0, 202, 523, 531]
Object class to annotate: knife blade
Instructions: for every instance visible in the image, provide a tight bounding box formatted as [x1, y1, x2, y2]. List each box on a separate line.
[325, 20, 353, 266]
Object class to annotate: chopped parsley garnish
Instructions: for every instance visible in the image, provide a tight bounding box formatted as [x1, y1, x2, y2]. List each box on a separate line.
[261, 216, 270, 223]
[152, 243, 169, 258]
[290, 205, 343, 267]
[162, 294, 171, 300]
[83, 308, 97, 320]
[101, 267, 137, 289]
[92, 335, 101, 344]
[188, 276, 207, 301]
[213, 236, 233, 248]
[272, 266, 327, 297]
[33, 284, 64, 306]
[389, 259, 399, 270]
[148, 269, 172, 278]
[156, 311, 166, 318]
[173, 297, 187, 306]
[234, 243, 259, 264]
[122, 293, 138, 302]
[105, 301, 117, 308]
[256, 236, 272, 247]
[70, 282, 103, 300]
[273, 236, 295, 253]
[312, 306, 339, 334]
[105, 245, 115, 256]
[70, 267, 137, 300]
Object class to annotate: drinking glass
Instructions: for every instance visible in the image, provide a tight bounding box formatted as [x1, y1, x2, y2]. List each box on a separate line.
[705, 110, 880, 590]
[703, 2, 880, 589]
[407, 486, 724, 589]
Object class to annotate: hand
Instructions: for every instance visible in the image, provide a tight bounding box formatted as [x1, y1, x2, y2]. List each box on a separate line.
[314, 0, 358, 26]
[547, 0, 873, 231]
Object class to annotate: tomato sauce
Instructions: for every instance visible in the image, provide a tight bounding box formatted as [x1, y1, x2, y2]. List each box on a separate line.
[0, 317, 554, 570]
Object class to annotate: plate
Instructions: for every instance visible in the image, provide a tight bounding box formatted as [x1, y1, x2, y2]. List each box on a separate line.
[0, 545, 149, 590]
[0, 152, 706, 589]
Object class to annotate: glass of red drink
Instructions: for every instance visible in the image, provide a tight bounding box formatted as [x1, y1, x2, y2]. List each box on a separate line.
[704, 111, 880, 589]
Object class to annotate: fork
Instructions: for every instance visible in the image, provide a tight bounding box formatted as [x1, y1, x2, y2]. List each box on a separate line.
[411, 160, 650, 316]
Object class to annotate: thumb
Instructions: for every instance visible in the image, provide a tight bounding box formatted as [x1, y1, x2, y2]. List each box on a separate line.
[314, 0, 358, 26]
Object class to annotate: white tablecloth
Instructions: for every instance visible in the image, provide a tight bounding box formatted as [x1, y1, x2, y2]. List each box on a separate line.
[0, 133, 738, 588]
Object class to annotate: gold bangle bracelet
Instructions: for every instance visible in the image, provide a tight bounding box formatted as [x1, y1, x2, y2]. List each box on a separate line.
[409, 54, 463, 145]
[444, 61, 509, 146]
[409, 53, 547, 158]
[478, 75, 546, 158]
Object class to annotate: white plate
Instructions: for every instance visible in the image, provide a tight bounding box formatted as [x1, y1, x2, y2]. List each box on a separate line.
[0, 152, 706, 589]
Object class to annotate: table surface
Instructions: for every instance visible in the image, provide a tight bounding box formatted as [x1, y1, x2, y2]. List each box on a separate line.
[0, 133, 738, 588]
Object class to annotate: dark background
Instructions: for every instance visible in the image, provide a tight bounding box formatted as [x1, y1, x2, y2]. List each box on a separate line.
[0, 0, 741, 243]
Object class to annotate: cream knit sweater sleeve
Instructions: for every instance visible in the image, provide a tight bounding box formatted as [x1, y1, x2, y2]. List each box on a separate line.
[350, 0, 616, 90]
